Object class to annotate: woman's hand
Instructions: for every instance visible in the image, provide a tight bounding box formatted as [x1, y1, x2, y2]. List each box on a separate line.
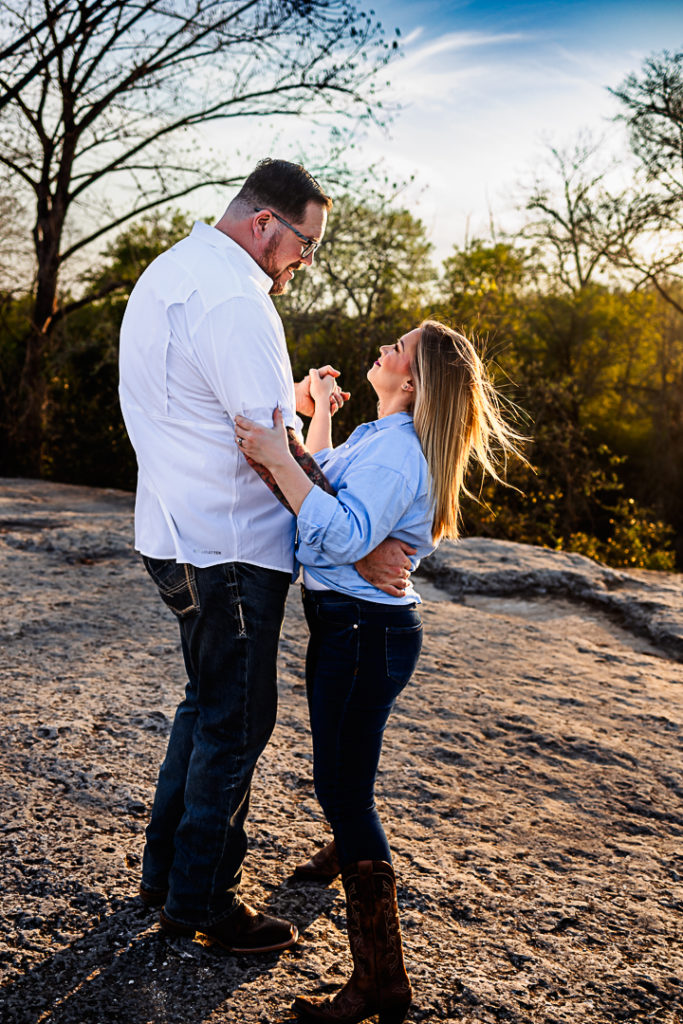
[235, 409, 317, 515]
[309, 366, 338, 407]
[295, 365, 350, 417]
[235, 409, 291, 470]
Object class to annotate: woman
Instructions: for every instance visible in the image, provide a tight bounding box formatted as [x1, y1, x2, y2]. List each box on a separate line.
[235, 320, 523, 1024]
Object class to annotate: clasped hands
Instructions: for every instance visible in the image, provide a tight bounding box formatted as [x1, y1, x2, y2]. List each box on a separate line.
[235, 367, 339, 469]
[294, 364, 350, 419]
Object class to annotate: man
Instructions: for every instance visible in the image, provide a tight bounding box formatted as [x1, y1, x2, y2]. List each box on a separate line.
[119, 158, 411, 955]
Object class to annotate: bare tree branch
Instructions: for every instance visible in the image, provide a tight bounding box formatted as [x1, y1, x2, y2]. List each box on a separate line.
[60, 173, 244, 262]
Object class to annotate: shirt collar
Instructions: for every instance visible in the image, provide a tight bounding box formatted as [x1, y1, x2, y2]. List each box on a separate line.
[348, 411, 413, 443]
[367, 411, 414, 432]
[189, 221, 273, 294]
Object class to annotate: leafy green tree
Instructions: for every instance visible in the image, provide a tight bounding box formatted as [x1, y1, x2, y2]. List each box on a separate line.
[437, 239, 678, 568]
[439, 240, 529, 332]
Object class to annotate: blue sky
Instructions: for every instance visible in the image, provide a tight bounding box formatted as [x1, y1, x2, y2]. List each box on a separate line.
[378, 0, 677, 48]
[190, 1, 680, 262]
[348, 0, 681, 258]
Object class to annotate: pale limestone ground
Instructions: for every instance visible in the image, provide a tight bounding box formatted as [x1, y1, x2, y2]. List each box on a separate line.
[0, 480, 682, 1024]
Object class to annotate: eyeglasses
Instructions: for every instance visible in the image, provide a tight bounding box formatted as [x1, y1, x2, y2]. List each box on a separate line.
[254, 207, 320, 259]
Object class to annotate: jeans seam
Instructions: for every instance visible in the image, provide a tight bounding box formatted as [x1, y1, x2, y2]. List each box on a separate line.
[224, 563, 248, 639]
[332, 609, 361, 805]
[208, 564, 249, 912]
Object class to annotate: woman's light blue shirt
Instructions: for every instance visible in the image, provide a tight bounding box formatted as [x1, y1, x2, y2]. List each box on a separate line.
[296, 412, 435, 604]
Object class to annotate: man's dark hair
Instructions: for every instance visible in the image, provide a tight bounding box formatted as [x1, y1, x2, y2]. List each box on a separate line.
[235, 158, 332, 222]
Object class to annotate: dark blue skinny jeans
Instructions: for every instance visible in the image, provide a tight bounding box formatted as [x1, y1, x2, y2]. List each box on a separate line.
[302, 587, 423, 869]
[140, 557, 290, 927]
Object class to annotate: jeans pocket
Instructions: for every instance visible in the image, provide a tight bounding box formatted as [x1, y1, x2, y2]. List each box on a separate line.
[315, 599, 360, 630]
[385, 622, 423, 687]
[142, 556, 200, 619]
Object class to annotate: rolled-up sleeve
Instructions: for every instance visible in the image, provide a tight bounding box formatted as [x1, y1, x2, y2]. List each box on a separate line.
[296, 464, 416, 564]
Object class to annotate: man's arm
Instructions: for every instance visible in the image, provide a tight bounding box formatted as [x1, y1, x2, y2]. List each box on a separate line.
[286, 427, 336, 496]
[246, 365, 339, 511]
[355, 538, 417, 598]
[247, 441, 417, 598]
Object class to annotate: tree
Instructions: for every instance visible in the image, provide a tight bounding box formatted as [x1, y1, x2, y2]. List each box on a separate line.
[438, 239, 531, 365]
[0, 0, 399, 472]
[522, 137, 631, 293]
[607, 50, 683, 314]
[612, 50, 682, 207]
[435, 236, 679, 568]
[524, 56, 683, 317]
[280, 191, 434, 321]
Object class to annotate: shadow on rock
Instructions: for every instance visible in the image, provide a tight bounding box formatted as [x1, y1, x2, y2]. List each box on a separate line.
[1, 880, 343, 1024]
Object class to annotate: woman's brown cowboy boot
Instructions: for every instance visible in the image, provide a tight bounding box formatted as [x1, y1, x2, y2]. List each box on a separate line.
[295, 860, 412, 1024]
[293, 840, 341, 882]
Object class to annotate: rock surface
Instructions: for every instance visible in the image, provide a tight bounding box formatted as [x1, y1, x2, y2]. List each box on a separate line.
[419, 538, 683, 659]
[0, 479, 682, 1024]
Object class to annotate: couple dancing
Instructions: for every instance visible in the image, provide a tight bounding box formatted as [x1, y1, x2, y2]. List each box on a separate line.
[119, 158, 520, 1024]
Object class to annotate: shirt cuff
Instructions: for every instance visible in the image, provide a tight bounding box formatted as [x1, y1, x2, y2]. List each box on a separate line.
[297, 485, 339, 547]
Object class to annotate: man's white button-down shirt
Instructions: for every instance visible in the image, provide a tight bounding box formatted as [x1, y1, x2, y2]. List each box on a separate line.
[119, 221, 298, 571]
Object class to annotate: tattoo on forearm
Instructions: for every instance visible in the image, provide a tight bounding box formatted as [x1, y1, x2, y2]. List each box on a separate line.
[245, 428, 336, 515]
[285, 428, 336, 496]
[245, 455, 296, 514]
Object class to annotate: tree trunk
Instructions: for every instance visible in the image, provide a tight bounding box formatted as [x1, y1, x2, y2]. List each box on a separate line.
[15, 204, 64, 476]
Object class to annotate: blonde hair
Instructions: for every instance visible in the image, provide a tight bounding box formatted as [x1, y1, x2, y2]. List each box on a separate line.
[411, 319, 525, 542]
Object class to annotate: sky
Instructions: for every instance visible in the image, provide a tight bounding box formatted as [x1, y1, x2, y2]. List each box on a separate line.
[4, 0, 679, 296]
[223, 0, 680, 264]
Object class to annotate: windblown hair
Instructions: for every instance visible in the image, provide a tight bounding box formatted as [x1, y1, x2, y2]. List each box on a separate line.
[411, 320, 525, 542]
[232, 158, 332, 221]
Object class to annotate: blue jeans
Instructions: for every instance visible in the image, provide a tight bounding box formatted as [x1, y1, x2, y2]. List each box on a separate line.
[141, 557, 290, 926]
[302, 588, 423, 869]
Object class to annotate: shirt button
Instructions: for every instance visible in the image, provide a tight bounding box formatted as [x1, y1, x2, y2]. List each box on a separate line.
[352, 624, 358, 629]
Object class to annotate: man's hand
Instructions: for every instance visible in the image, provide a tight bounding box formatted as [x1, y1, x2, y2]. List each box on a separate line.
[355, 538, 417, 597]
[295, 365, 350, 418]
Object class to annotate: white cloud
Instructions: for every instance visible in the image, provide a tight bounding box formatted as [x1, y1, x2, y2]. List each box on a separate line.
[402, 29, 528, 64]
[166, 7, 679, 268]
[337, 37, 649, 262]
[383, 29, 530, 102]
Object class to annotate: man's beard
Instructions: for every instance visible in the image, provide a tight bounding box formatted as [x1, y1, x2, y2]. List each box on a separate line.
[261, 236, 298, 295]
[269, 273, 289, 296]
